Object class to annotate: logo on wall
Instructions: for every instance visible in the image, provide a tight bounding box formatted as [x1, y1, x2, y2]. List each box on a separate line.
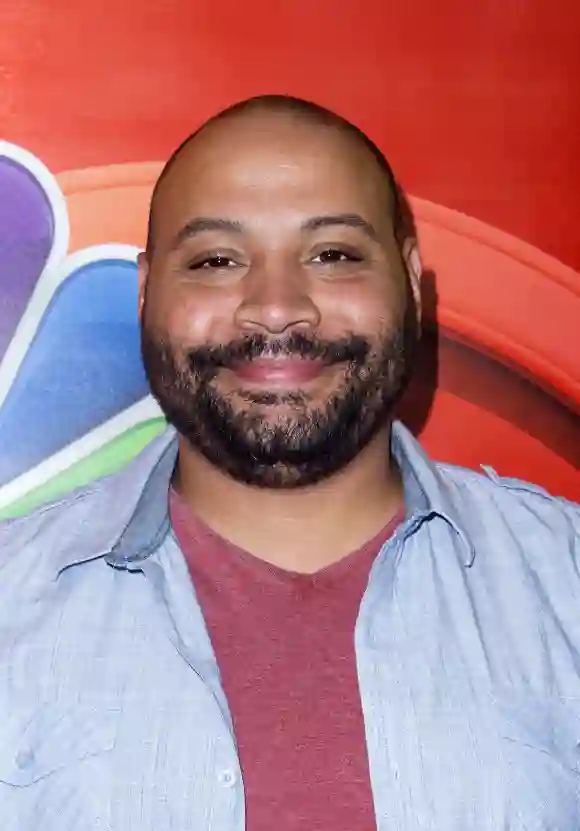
[0, 143, 165, 519]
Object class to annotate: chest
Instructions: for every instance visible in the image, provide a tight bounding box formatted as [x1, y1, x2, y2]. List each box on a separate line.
[2, 533, 580, 831]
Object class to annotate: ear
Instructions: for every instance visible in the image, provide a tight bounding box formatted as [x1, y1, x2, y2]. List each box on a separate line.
[402, 237, 423, 333]
[137, 251, 149, 322]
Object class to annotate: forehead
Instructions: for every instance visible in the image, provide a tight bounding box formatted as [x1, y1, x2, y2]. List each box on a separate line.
[152, 113, 393, 245]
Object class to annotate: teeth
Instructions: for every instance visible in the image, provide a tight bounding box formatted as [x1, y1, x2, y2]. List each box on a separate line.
[0, 143, 161, 517]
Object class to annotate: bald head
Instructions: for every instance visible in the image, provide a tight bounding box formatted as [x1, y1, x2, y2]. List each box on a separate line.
[145, 94, 411, 258]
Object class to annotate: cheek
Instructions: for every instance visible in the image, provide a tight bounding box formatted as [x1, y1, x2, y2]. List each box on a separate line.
[318, 281, 403, 334]
[145, 282, 239, 344]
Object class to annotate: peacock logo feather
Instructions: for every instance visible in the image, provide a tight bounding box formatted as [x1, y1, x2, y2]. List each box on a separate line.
[0, 143, 165, 519]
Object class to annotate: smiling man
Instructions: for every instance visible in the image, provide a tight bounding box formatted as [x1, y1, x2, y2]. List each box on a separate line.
[1, 95, 579, 831]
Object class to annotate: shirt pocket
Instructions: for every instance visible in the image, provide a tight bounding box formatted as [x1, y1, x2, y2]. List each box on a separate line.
[489, 692, 580, 827]
[0, 703, 119, 787]
[494, 693, 580, 773]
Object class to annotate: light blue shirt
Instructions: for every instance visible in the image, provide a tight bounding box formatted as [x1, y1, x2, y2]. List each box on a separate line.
[0, 421, 579, 830]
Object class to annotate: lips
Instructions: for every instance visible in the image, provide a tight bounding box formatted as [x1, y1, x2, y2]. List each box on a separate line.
[232, 357, 326, 385]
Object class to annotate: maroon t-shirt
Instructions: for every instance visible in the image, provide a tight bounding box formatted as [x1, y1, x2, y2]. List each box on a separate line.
[170, 490, 402, 831]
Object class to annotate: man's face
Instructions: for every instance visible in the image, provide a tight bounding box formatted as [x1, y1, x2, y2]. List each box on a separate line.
[139, 112, 420, 488]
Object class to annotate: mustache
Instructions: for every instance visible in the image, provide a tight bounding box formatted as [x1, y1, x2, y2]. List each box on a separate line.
[186, 332, 372, 376]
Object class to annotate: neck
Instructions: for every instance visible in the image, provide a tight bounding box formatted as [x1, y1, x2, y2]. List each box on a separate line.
[172, 426, 404, 573]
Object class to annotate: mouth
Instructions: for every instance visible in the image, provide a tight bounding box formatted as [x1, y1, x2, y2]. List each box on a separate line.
[230, 357, 328, 387]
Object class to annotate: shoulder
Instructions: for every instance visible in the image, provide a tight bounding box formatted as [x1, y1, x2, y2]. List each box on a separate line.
[439, 460, 578, 514]
[0, 478, 115, 603]
[435, 461, 580, 557]
[0, 475, 108, 541]
[0, 426, 177, 609]
[393, 422, 579, 542]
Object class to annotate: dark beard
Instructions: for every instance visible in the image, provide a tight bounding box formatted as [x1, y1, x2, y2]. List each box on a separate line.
[141, 319, 416, 488]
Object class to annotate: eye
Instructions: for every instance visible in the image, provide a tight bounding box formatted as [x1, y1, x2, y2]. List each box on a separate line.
[312, 248, 363, 264]
[188, 255, 239, 270]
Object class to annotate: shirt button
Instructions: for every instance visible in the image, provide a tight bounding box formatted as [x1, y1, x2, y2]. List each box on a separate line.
[217, 768, 237, 788]
[15, 748, 35, 769]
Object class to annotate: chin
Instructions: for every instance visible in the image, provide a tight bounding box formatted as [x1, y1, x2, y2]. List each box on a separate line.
[238, 401, 311, 421]
[229, 387, 312, 408]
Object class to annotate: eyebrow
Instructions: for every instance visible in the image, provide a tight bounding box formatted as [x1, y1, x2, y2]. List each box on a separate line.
[301, 213, 380, 242]
[169, 217, 244, 250]
[169, 212, 380, 251]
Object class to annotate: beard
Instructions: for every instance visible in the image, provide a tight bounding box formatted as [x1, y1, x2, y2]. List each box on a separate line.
[141, 308, 417, 489]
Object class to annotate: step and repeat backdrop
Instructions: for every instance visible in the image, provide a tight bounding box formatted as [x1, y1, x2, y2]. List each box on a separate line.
[1, 0, 579, 517]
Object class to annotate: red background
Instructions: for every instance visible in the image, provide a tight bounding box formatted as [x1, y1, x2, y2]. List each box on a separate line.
[3, 0, 579, 270]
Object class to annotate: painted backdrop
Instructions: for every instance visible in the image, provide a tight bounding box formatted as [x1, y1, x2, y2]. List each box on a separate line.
[0, 0, 579, 518]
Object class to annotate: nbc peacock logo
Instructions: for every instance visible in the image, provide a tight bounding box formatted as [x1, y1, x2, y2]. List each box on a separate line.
[0, 143, 166, 520]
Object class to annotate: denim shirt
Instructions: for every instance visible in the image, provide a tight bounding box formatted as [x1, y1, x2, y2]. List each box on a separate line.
[0, 421, 579, 831]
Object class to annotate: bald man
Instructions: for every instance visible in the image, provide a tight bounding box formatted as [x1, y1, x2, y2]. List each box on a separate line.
[1, 95, 579, 831]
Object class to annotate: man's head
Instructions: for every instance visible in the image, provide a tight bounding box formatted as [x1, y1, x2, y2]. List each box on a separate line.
[139, 94, 422, 489]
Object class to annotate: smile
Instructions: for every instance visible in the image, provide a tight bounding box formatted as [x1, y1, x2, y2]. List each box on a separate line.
[232, 358, 327, 386]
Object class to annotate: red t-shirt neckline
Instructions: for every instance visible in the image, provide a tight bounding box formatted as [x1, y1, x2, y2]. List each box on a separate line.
[169, 487, 404, 586]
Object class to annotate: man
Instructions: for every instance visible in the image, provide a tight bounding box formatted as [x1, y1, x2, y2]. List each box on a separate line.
[0, 95, 579, 831]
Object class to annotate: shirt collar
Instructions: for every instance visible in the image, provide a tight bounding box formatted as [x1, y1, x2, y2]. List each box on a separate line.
[390, 423, 475, 565]
[54, 420, 474, 576]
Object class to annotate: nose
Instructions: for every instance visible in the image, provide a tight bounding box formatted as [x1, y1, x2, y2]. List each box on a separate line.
[234, 260, 321, 335]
